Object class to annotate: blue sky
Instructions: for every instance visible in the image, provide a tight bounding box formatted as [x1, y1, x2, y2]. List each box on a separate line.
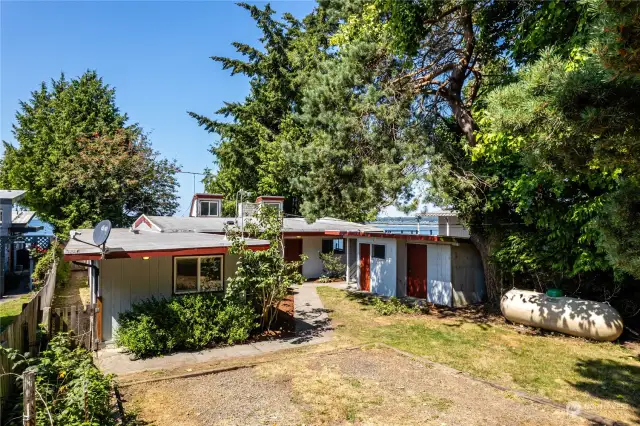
[1, 0, 316, 216]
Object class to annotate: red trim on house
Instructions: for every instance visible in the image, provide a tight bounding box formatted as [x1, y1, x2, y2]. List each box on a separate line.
[325, 231, 458, 243]
[282, 232, 332, 237]
[64, 243, 270, 261]
[192, 193, 224, 200]
[133, 215, 154, 229]
[256, 196, 285, 203]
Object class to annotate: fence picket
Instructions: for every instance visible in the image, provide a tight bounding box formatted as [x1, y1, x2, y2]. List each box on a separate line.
[0, 264, 57, 403]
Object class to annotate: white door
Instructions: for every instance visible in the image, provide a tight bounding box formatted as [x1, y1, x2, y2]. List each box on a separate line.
[427, 245, 452, 306]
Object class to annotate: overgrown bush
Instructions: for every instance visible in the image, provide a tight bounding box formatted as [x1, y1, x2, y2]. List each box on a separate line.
[372, 297, 420, 316]
[31, 240, 70, 288]
[115, 293, 256, 358]
[320, 251, 346, 279]
[226, 207, 307, 330]
[0, 333, 115, 426]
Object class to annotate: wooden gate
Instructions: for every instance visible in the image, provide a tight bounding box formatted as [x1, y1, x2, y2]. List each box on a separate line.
[49, 305, 97, 351]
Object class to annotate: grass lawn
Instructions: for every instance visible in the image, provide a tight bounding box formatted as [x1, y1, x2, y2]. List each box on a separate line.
[0, 292, 36, 331]
[317, 287, 640, 424]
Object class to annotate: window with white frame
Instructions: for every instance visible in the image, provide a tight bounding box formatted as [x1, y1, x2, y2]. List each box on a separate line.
[322, 238, 345, 254]
[199, 200, 219, 217]
[373, 244, 386, 259]
[262, 201, 282, 212]
[174, 256, 224, 293]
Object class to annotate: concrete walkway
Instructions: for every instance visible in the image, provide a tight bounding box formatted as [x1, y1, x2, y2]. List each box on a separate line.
[94, 283, 340, 376]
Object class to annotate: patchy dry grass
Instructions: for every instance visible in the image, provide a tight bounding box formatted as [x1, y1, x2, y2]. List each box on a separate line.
[317, 286, 640, 424]
[0, 292, 35, 330]
[122, 346, 587, 425]
[52, 270, 90, 308]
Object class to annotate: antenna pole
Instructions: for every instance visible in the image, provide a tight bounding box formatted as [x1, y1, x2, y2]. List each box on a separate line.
[176, 170, 205, 196]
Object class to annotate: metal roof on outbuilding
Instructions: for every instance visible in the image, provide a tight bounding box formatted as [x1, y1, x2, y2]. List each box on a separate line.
[63, 228, 269, 261]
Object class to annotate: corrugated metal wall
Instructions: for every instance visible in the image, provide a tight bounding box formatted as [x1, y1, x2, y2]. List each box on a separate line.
[451, 244, 485, 306]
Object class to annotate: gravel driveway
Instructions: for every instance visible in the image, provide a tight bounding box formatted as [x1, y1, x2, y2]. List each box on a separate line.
[121, 345, 589, 425]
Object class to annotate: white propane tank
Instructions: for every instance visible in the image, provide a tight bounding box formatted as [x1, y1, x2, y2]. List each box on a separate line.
[500, 289, 623, 342]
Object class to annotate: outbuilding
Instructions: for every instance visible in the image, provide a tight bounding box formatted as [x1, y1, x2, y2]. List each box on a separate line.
[344, 232, 485, 307]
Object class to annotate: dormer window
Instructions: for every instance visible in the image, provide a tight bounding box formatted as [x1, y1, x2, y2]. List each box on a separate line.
[262, 202, 282, 212]
[256, 196, 285, 213]
[199, 200, 220, 217]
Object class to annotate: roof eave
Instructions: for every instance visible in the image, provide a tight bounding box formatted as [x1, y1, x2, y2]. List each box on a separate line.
[64, 243, 270, 262]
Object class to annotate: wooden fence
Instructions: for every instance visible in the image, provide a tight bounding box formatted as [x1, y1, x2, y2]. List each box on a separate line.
[0, 262, 57, 401]
[49, 304, 96, 351]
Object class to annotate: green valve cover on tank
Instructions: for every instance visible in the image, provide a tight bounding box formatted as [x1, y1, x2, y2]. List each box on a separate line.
[546, 288, 563, 297]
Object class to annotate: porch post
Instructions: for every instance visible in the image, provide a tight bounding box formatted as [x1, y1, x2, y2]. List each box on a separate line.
[345, 238, 350, 282]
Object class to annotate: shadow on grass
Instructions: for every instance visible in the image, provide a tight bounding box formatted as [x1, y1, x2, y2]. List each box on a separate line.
[344, 290, 497, 328]
[572, 358, 640, 422]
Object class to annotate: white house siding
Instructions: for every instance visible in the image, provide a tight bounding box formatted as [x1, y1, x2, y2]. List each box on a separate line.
[346, 238, 358, 283]
[395, 239, 408, 298]
[427, 245, 453, 306]
[99, 253, 241, 342]
[299, 237, 323, 279]
[356, 237, 397, 297]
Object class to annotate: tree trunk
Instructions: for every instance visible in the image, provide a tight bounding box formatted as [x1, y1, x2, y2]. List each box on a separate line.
[469, 230, 502, 306]
[448, 96, 477, 146]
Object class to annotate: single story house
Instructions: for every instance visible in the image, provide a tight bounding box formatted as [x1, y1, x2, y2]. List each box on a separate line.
[64, 228, 270, 342]
[133, 193, 383, 280]
[63, 195, 485, 344]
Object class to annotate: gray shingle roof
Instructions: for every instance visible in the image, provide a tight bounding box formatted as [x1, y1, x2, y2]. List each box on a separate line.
[64, 228, 268, 257]
[140, 215, 383, 234]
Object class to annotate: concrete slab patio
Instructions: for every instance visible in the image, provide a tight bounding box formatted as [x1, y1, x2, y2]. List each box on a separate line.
[94, 283, 338, 376]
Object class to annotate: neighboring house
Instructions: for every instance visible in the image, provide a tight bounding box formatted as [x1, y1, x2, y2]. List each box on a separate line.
[0, 190, 48, 296]
[421, 210, 470, 238]
[62, 195, 485, 344]
[367, 216, 438, 235]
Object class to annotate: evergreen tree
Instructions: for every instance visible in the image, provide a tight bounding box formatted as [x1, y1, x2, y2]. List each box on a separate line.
[189, 3, 333, 214]
[0, 71, 179, 235]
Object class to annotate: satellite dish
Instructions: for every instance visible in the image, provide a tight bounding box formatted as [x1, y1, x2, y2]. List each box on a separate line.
[93, 220, 112, 247]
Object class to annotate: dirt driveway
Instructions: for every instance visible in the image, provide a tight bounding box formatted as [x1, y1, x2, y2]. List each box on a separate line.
[121, 346, 588, 425]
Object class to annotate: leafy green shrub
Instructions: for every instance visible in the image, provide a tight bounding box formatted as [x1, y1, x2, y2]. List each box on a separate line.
[115, 296, 179, 356]
[169, 293, 224, 350]
[32, 240, 60, 286]
[0, 333, 116, 426]
[115, 293, 257, 358]
[372, 297, 419, 316]
[320, 251, 346, 279]
[215, 303, 257, 343]
[31, 240, 71, 288]
[226, 207, 306, 330]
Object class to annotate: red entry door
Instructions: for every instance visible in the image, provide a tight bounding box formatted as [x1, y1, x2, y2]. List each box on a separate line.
[407, 244, 427, 298]
[284, 239, 303, 273]
[359, 243, 371, 291]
